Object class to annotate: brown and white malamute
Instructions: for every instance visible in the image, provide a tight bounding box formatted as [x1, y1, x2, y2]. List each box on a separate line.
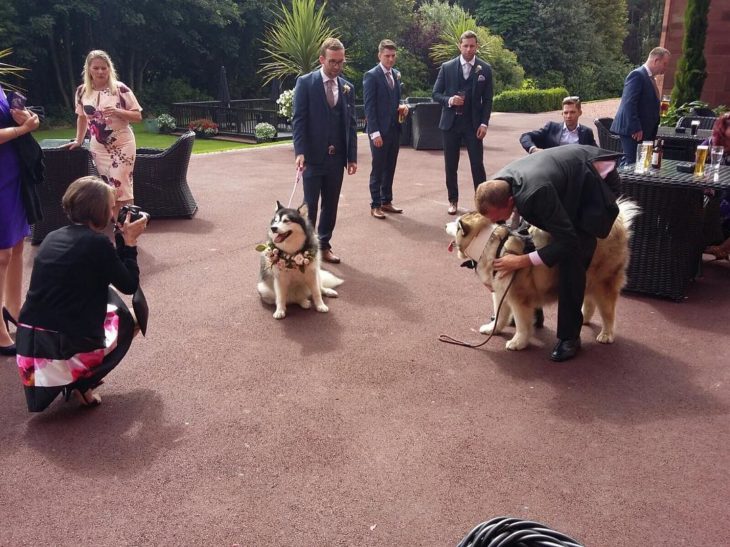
[445, 199, 640, 350]
[257, 202, 343, 319]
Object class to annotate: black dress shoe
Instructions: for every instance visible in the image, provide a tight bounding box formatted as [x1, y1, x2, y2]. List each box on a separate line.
[0, 343, 17, 357]
[550, 338, 581, 362]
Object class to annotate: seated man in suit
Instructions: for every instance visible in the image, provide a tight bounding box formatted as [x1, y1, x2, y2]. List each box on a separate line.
[519, 96, 596, 154]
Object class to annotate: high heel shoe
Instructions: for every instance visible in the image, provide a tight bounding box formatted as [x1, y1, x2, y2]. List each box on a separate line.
[704, 246, 730, 261]
[0, 343, 17, 356]
[2, 307, 17, 331]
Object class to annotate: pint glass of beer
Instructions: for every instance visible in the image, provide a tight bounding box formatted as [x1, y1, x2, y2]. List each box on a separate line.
[660, 94, 670, 115]
[694, 145, 709, 176]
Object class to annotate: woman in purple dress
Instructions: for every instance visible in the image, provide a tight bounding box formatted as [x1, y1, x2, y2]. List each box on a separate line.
[0, 84, 40, 355]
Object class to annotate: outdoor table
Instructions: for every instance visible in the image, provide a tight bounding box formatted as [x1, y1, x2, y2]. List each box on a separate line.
[656, 126, 712, 162]
[619, 160, 730, 300]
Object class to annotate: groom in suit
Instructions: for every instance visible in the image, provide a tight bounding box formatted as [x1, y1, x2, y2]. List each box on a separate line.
[519, 96, 597, 153]
[611, 47, 671, 166]
[433, 30, 494, 215]
[292, 38, 358, 264]
[363, 39, 409, 219]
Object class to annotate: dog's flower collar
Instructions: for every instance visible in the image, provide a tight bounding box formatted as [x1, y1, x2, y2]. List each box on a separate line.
[256, 241, 315, 272]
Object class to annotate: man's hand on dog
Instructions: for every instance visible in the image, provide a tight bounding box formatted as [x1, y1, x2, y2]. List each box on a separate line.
[493, 254, 531, 278]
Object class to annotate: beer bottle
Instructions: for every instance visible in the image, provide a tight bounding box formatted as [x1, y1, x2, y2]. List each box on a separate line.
[651, 138, 664, 170]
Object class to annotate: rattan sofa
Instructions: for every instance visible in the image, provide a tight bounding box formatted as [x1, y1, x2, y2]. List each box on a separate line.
[133, 131, 198, 218]
[594, 117, 623, 153]
[31, 147, 93, 244]
[410, 102, 443, 150]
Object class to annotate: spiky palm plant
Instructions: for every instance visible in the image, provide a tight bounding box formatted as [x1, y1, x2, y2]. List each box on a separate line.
[429, 13, 493, 66]
[0, 48, 27, 92]
[259, 0, 338, 85]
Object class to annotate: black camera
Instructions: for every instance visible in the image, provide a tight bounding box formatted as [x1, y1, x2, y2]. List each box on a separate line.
[116, 205, 149, 227]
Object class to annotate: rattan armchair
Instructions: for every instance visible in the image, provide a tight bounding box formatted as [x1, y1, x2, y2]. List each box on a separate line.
[594, 117, 623, 153]
[133, 131, 198, 218]
[411, 102, 443, 150]
[31, 147, 93, 244]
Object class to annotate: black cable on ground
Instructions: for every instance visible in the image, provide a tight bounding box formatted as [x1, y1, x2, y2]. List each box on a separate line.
[457, 517, 584, 547]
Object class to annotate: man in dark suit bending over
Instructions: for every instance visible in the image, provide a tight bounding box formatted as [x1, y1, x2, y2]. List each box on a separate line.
[475, 145, 622, 362]
[292, 38, 358, 264]
[433, 30, 494, 215]
[520, 96, 597, 154]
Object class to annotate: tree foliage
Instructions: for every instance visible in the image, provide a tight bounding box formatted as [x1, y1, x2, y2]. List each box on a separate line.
[671, 0, 709, 106]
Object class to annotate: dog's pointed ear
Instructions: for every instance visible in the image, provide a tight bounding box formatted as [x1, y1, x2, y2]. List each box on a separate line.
[298, 202, 309, 217]
[275, 201, 284, 212]
[457, 219, 468, 237]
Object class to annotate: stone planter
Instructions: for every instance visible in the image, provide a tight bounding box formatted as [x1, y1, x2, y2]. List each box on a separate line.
[143, 118, 160, 133]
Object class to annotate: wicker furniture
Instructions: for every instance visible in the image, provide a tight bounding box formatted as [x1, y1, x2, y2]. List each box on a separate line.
[594, 118, 623, 153]
[410, 102, 443, 150]
[133, 131, 198, 218]
[676, 115, 717, 130]
[656, 126, 712, 162]
[619, 161, 730, 300]
[31, 146, 93, 244]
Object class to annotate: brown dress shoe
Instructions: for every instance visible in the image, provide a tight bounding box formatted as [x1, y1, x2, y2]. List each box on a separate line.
[371, 207, 386, 219]
[381, 203, 403, 214]
[447, 202, 458, 215]
[321, 249, 341, 264]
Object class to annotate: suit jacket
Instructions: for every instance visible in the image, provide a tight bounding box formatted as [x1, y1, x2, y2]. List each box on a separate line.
[519, 121, 597, 152]
[432, 56, 494, 131]
[493, 145, 621, 267]
[610, 66, 660, 140]
[292, 69, 357, 167]
[363, 65, 402, 138]
[12, 133, 44, 225]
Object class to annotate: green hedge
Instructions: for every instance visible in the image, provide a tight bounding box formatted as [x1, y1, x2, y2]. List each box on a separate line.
[493, 87, 570, 113]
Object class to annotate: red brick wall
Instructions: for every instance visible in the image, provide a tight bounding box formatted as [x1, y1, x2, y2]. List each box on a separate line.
[661, 0, 730, 107]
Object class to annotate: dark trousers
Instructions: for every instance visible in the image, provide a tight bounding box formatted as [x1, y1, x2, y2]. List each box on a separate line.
[442, 117, 486, 202]
[368, 129, 400, 208]
[619, 135, 639, 166]
[302, 156, 345, 250]
[557, 230, 597, 340]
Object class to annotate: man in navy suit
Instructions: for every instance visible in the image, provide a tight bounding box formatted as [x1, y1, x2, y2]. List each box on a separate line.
[363, 39, 409, 219]
[520, 96, 597, 153]
[611, 47, 671, 166]
[433, 30, 494, 215]
[292, 38, 358, 264]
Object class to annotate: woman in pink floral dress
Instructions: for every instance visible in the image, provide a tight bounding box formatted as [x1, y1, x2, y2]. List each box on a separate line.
[69, 50, 142, 218]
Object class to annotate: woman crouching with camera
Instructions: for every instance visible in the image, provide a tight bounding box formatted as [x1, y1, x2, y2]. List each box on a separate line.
[16, 176, 147, 412]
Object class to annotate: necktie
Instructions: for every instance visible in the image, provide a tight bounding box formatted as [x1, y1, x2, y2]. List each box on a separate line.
[325, 79, 336, 108]
[463, 63, 471, 80]
[386, 71, 394, 89]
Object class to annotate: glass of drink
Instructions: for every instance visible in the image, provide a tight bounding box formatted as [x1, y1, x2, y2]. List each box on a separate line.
[691, 120, 700, 136]
[454, 91, 465, 115]
[694, 145, 709, 176]
[635, 142, 653, 173]
[660, 94, 670, 115]
[398, 103, 409, 124]
[710, 145, 724, 172]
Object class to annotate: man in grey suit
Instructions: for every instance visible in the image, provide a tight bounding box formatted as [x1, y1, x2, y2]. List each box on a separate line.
[292, 38, 358, 264]
[433, 30, 494, 215]
[520, 96, 597, 153]
[363, 39, 409, 219]
[611, 47, 671, 166]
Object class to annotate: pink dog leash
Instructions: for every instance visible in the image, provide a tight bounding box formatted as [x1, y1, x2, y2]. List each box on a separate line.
[287, 167, 304, 208]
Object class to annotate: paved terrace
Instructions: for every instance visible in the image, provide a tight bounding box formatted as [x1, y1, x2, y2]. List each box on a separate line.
[1, 100, 728, 546]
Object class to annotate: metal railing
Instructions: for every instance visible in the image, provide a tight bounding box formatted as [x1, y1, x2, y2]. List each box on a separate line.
[170, 99, 367, 138]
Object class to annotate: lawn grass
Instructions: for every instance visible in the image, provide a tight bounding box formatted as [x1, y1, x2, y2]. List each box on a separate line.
[34, 123, 289, 154]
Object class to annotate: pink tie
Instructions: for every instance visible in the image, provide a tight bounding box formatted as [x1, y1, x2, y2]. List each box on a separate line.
[325, 79, 336, 108]
[386, 71, 394, 89]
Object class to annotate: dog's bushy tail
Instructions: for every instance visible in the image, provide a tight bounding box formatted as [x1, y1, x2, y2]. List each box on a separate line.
[616, 197, 641, 236]
[320, 270, 344, 289]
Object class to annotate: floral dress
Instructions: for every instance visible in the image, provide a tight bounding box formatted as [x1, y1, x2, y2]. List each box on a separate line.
[75, 83, 142, 201]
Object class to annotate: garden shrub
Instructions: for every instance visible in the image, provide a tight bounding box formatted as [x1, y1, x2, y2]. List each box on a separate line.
[493, 87, 569, 113]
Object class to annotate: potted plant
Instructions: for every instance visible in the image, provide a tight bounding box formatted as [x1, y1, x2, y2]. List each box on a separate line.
[157, 113, 176, 134]
[188, 118, 219, 138]
[255, 122, 277, 143]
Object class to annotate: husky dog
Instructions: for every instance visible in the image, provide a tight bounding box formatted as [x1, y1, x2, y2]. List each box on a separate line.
[445, 199, 640, 350]
[257, 202, 343, 319]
